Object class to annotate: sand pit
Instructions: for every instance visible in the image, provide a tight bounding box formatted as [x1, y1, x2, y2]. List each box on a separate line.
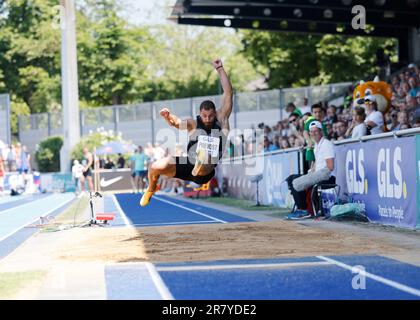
[47, 221, 405, 264]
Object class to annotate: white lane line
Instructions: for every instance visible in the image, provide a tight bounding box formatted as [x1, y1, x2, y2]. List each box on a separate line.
[130, 220, 219, 227]
[0, 195, 75, 243]
[317, 256, 420, 298]
[111, 194, 131, 227]
[154, 196, 227, 224]
[144, 262, 174, 300]
[0, 194, 54, 215]
[157, 261, 333, 272]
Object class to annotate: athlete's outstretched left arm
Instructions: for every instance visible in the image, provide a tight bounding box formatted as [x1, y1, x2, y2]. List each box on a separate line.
[213, 59, 233, 120]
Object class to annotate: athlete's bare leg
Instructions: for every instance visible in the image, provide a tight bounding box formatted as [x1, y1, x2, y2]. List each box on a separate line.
[140, 157, 176, 206]
[80, 175, 86, 192]
[86, 176, 94, 192]
[192, 149, 214, 176]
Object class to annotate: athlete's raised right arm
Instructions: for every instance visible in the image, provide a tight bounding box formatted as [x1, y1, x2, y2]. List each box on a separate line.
[159, 108, 196, 131]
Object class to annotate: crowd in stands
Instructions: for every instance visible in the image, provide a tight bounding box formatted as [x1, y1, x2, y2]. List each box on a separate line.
[0, 142, 31, 195]
[228, 62, 420, 158]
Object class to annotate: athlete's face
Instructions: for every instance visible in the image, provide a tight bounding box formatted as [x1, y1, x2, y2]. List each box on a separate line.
[200, 109, 217, 127]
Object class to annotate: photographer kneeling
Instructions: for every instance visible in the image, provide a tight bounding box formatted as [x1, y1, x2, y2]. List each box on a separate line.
[286, 121, 336, 220]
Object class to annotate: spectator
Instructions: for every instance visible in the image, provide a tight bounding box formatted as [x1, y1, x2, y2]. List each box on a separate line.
[335, 121, 347, 141]
[98, 157, 105, 169]
[71, 160, 84, 195]
[263, 136, 279, 153]
[393, 111, 410, 131]
[413, 108, 420, 128]
[280, 137, 291, 149]
[364, 95, 384, 135]
[325, 105, 338, 125]
[130, 146, 149, 193]
[272, 135, 281, 149]
[17, 144, 30, 176]
[104, 157, 116, 169]
[406, 95, 417, 111]
[6, 144, 16, 172]
[407, 63, 418, 77]
[288, 114, 300, 134]
[117, 153, 126, 168]
[286, 102, 302, 118]
[300, 97, 311, 114]
[303, 104, 327, 168]
[286, 120, 335, 219]
[408, 77, 420, 97]
[325, 123, 334, 140]
[346, 107, 367, 138]
[401, 82, 410, 95]
[389, 110, 400, 131]
[288, 135, 296, 147]
[392, 86, 406, 108]
[293, 138, 304, 147]
[417, 91, 420, 107]
[264, 125, 274, 141]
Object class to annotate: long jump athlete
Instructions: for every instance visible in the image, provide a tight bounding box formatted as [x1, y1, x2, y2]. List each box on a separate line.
[140, 58, 233, 206]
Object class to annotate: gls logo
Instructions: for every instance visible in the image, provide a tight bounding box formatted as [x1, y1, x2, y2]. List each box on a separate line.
[377, 147, 407, 199]
[345, 149, 366, 194]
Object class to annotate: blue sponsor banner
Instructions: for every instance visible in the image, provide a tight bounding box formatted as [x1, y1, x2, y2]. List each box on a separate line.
[335, 136, 417, 229]
[416, 135, 420, 229]
[220, 150, 300, 207]
[260, 151, 300, 207]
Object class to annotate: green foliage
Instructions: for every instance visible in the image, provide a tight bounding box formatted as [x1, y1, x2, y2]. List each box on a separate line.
[144, 25, 257, 99]
[240, 30, 398, 88]
[70, 127, 126, 161]
[0, 0, 61, 114]
[0, 0, 258, 119]
[35, 136, 63, 172]
[10, 98, 30, 135]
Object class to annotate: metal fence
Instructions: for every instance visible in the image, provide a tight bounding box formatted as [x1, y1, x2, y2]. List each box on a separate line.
[18, 82, 351, 153]
[0, 94, 11, 145]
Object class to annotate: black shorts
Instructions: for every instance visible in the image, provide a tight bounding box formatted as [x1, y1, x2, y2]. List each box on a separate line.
[83, 169, 92, 178]
[174, 156, 215, 185]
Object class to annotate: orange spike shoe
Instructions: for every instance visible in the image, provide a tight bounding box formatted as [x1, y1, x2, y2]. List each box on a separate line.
[139, 185, 160, 207]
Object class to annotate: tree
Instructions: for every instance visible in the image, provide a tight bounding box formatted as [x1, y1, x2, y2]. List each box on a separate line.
[240, 30, 397, 88]
[0, 0, 61, 114]
[35, 135, 63, 172]
[143, 24, 258, 100]
[76, 0, 153, 106]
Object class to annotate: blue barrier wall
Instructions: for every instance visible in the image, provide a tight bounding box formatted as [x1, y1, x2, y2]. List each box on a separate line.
[335, 136, 418, 229]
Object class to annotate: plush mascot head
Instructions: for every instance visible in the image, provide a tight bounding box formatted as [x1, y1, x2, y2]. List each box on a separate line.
[353, 76, 392, 114]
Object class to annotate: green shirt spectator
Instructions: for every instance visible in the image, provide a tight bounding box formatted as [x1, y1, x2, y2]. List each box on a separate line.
[303, 116, 328, 162]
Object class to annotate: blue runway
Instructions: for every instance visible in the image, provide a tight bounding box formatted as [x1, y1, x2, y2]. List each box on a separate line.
[0, 193, 75, 259]
[112, 193, 254, 227]
[105, 255, 420, 300]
